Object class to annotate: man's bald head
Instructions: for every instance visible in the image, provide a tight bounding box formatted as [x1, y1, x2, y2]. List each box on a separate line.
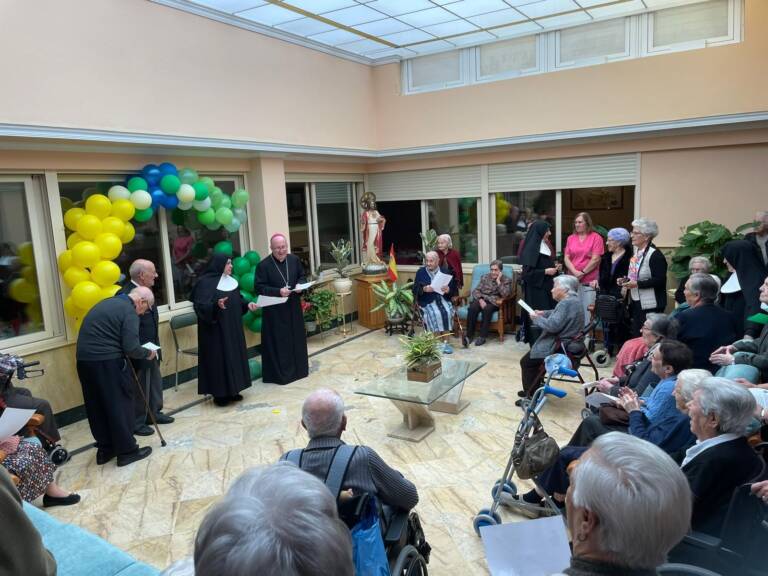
[301, 389, 345, 438]
[128, 286, 154, 315]
[270, 234, 289, 261]
[129, 259, 157, 288]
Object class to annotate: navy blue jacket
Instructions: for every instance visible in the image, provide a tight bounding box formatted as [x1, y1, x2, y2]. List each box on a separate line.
[676, 303, 739, 372]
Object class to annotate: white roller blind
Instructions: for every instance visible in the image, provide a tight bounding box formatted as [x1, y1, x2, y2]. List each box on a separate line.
[488, 155, 637, 193]
[478, 36, 537, 78]
[559, 18, 627, 63]
[314, 182, 349, 205]
[410, 50, 462, 90]
[367, 166, 482, 201]
[652, 0, 729, 47]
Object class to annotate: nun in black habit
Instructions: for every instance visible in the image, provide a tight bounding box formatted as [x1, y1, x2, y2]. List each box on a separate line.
[720, 239, 768, 339]
[519, 220, 559, 344]
[191, 253, 252, 406]
[253, 235, 309, 385]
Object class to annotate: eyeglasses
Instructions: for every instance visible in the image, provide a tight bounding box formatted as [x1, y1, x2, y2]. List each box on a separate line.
[630, 231, 644, 236]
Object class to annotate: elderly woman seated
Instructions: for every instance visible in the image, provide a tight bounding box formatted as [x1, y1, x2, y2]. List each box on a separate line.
[555, 433, 691, 576]
[413, 250, 458, 354]
[518, 275, 583, 401]
[674, 255, 713, 306]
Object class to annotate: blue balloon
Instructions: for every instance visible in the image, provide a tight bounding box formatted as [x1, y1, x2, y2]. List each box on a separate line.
[161, 194, 179, 210]
[158, 162, 178, 176]
[144, 165, 162, 186]
[150, 188, 165, 209]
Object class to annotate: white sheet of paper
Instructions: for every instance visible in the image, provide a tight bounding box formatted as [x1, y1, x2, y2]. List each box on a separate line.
[293, 281, 315, 292]
[256, 295, 288, 307]
[217, 275, 239, 292]
[585, 391, 619, 409]
[142, 342, 161, 352]
[581, 380, 601, 389]
[430, 271, 452, 292]
[0, 407, 36, 442]
[517, 299, 536, 315]
[481, 516, 571, 576]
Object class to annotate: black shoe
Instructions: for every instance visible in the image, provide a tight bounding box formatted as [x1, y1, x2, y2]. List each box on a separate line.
[213, 397, 230, 407]
[133, 425, 155, 436]
[475, 337, 486, 346]
[43, 493, 81, 508]
[96, 449, 115, 465]
[461, 336, 469, 348]
[230, 394, 244, 402]
[117, 446, 152, 467]
[151, 413, 175, 425]
[515, 399, 524, 407]
[517, 390, 528, 398]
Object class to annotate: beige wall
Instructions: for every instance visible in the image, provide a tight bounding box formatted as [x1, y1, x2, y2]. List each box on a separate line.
[0, 0, 376, 150]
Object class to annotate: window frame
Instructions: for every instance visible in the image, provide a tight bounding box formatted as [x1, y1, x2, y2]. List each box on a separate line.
[309, 182, 359, 272]
[553, 17, 633, 70]
[402, 49, 470, 94]
[474, 34, 543, 83]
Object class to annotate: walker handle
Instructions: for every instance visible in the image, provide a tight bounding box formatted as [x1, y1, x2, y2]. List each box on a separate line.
[556, 366, 579, 378]
[543, 385, 567, 399]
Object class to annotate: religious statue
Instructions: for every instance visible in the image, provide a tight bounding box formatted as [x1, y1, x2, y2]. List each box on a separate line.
[360, 191, 387, 275]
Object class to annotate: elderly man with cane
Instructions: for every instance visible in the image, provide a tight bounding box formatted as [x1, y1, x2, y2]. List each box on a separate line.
[76, 286, 157, 467]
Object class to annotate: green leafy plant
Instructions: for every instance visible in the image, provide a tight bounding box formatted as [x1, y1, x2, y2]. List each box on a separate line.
[329, 238, 353, 278]
[400, 331, 443, 368]
[417, 229, 438, 263]
[307, 288, 340, 330]
[371, 280, 414, 320]
[670, 220, 753, 279]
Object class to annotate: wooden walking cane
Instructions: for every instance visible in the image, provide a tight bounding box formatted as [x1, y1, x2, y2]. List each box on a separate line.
[126, 357, 167, 447]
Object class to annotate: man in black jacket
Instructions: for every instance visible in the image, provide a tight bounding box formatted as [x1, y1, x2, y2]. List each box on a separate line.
[744, 211, 768, 267]
[76, 287, 155, 466]
[676, 273, 739, 372]
[122, 259, 174, 436]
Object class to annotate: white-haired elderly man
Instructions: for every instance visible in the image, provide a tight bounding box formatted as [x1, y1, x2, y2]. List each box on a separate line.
[281, 389, 418, 512]
[673, 256, 713, 305]
[518, 275, 583, 402]
[552, 433, 691, 576]
[745, 210, 768, 267]
[160, 463, 354, 576]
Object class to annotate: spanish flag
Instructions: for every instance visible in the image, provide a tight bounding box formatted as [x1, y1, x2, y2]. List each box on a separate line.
[387, 244, 398, 282]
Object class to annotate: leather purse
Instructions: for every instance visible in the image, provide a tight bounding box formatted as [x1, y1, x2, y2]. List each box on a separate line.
[513, 427, 560, 480]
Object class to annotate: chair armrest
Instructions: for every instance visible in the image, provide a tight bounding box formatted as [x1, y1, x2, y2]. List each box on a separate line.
[23, 414, 44, 438]
[679, 531, 722, 552]
[384, 510, 409, 544]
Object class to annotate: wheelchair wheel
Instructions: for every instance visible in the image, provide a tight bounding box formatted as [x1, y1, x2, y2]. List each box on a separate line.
[491, 479, 517, 500]
[473, 511, 500, 536]
[390, 544, 428, 576]
[593, 350, 610, 367]
[581, 408, 593, 420]
[49, 446, 69, 466]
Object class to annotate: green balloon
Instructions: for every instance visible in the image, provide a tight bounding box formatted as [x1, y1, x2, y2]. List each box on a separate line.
[127, 177, 148, 193]
[240, 271, 255, 292]
[193, 181, 209, 201]
[215, 207, 234, 225]
[179, 168, 198, 185]
[171, 208, 186, 226]
[214, 240, 233, 257]
[219, 196, 232, 209]
[245, 250, 261, 267]
[210, 188, 224, 206]
[197, 208, 216, 226]
[199, 177, 216, 194]
[160, 174, 181, 195]
[248, 358, 262, 379]
[253, 306, 262, 317]
[134, 207, 154, 222]
[240, 290, 254, 303]
[243, 310, 256, 325]
[232, 188, 250, 209]
[232, 256, 251, 277]
[252, 317, 262, 333]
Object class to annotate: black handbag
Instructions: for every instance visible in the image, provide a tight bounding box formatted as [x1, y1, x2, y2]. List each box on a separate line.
[513, 424, 560, 480]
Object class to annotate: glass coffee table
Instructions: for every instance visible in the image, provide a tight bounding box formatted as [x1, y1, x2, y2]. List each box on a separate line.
[356, 358, 485, 442]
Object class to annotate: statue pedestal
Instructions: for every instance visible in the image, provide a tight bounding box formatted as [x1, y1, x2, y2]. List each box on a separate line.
[355, 274, 389, 329]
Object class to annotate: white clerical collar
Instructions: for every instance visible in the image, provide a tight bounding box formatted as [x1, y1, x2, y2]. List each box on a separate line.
[720, 272, 741, 294]
[681, 433, 739, 468]
[131, 280, 140, 288]
[217, 274, 238, 292]
[539, 241, 551, 256]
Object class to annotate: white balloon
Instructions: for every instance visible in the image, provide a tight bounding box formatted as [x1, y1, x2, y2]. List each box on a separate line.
[178, 201, 194, 210]
[108, 185, 131, 202]
[176, 183, 195, 203]
[224, 217, 240, 232]
[130, 190, 152, 210]
[193, 197, 212, 212]
[233, 207, 246, 221]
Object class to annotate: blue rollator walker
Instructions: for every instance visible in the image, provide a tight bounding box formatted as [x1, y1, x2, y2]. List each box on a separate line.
[473, 354, 576, 536]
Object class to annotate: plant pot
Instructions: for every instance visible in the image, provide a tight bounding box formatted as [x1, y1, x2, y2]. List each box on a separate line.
[305, 320, 317, 332]
[386, 314, 405, 324]
[407, 359, 442, 383]
[333, 277, 353, 294]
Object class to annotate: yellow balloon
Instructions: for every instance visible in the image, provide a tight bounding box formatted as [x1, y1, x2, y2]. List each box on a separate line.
[85, 194, 112, 219]
[27, 302, 43, 325]
[100, 284, 122, 300]
[63, 296, 83, 318]
[63, 266, 90, 289]
[72, 241, 101, 269]
[120, 222, 136, 243]
[8, 278, 37, 304]
[18, 242, 34, 266]
[72, 281, 102, 311]
[21, 265, 37, 285]
[101, 216, 126, 238]
[58, 250, 73, 272]
[111, 199, 135, 222]
[66, 232, 84, 250]
[76, 214, 103, 240]
[63, 207, 86, 232]
[94, 232, 122, 260]
[91, 260, 121, 287]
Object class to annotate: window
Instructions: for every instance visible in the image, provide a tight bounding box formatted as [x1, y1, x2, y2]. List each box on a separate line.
[379, 200, 422, 265]
[405, 50, 465, 92]
[427, 198, 479, 263]
[313, 183, 355, 269]
[477, 36, 538, 80]
[494, 191, 556, 264]
[287, 183, 312, 273]
[650, 0, 730, 49]
[166, 179, 243, 304]
[1, 177, 59, 347]
[557, 18, 628, 66]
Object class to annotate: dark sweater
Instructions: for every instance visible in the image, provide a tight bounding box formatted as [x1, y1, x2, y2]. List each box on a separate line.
[76, 295, 150, 361]
[676, 303, 740, 372]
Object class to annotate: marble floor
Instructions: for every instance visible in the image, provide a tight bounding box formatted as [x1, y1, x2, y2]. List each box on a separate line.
[46, 323, 611, 575]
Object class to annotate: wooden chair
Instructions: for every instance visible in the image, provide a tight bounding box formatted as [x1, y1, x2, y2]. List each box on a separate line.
[0, 413, 44, 486]
[169, 311, 199, 391]
[455, 264, 516, 342]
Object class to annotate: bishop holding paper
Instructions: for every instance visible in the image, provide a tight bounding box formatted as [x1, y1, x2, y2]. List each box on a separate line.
[254, 234, 309, 385]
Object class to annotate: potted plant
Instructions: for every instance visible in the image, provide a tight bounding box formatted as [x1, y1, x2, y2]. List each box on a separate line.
[308, 288, 340, 332]
[418, 229, 438, 264]
[330, 238, 354, 294]
[301, 299, 316, 332]
[371, 280, 414, 323]
[401, 331, 443, 382]
[670, 220, 753, 279]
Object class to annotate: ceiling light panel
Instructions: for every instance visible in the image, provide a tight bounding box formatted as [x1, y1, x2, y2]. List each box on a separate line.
[396, 7, 457, 27]
[237, 3, 303, 25]
[468, 8, 525, 28]
[192, 0, 266, 12]
[421, 19, 478, 37]
[322, 4, 386, 26]
[515, 0, 580, 19]
[444, 0, 512, 18]
[283, 0, 357, 12]
[364, 0, 435, 17]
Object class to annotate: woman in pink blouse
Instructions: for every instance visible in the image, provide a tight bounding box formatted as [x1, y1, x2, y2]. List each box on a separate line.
[564, 212, 605, 327]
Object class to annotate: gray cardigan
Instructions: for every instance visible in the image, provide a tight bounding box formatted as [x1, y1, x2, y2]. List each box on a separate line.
[530, 294, 583, 359]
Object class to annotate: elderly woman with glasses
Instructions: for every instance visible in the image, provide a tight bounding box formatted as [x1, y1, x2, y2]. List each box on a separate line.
[620, 218, 667, 338]
[413, 251, 458, 354]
